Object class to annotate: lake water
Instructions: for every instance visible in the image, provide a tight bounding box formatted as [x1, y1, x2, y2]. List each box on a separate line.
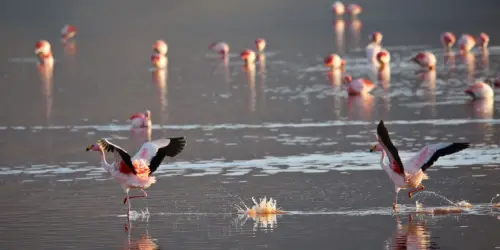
[1, 0, 500, 249]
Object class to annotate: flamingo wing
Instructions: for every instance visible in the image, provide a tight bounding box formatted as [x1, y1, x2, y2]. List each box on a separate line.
[405, 143, 470, 173]
[97, 139, 135, 174]
[376, 120, 405, 176]
[132, 137, 187, 175]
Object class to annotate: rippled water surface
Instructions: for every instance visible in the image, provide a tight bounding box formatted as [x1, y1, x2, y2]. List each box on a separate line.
[1, 0, 500, 249]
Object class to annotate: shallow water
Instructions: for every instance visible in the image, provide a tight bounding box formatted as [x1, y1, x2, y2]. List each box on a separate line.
[1, 0, 500, 249]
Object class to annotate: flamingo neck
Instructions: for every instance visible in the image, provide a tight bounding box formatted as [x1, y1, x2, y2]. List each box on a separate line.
[380, 149, 386, 166]
[99, 149, 109, 166]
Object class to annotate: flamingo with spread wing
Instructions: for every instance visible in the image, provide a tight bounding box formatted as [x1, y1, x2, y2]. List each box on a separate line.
[86, 137, 186, 222]
[369, 120, 469, 210]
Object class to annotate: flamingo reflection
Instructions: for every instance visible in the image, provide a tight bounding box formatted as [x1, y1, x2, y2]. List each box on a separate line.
[237, 213, 278, 232]
[152, 68, 168, 122]
[244, 63, 257, 112]
[480, 48, 489, 69]
[38, 64, 53, 123]
[62, 40, 77, 57]
[385, 214, 436, 250]
[258, 54, 267, 113]
[460, 52, 475, 84]
[349, 19, 362, 49]
[347, 94, 373, 120]
[443, 51, 455, 71]
[327, 69, 343, 87]
[333, 19, 345, 54]
[124, 224, 159, 250]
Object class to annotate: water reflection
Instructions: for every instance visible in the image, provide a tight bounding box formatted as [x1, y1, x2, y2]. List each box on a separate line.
[468, 99, 494, 142]
[244, 64, 257, 112]
[349, 19, 362, 49]
[385, 214, 437, 250]
[333, 19, 345, 54]
[460, 52, 475, 84]
[38, 64, 53, 124]
[371, 65, 390, 89]
[130, 127, 152, 143]
[124, 224, 159, 250]
[327, 69, 343, 86]
[152, 69, 168, 124]
[480, 48, 489, 69]
[258, 54, 267, 113]
[62, 40, 77, 57]
[443, 51, 455, 72]
[346, 94, 373, 120]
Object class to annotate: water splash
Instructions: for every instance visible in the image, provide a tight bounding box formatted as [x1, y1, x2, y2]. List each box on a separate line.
[490, 194, 500, 208]
[235, 196, 285, 215]
[414, 191, 471, 208]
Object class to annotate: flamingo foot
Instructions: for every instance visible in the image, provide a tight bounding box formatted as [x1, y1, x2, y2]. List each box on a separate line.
[123, 197, 129, 204]
[393, 203, 398, 211]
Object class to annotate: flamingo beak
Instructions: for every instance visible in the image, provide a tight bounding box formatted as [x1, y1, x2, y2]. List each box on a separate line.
[86, 145, 93, 151]
[369, 145, 377, 152]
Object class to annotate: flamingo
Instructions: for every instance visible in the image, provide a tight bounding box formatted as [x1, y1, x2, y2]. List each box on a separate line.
[240, 49, 256, 66]
[370, 120, 470, 210]
[324, 53, 346, 70]
[86, 137, 186, 224]
[410, 52, 436, 71]
[343, 75, 374, 95]
[153, 40, 168, 56]
[34, 40, 54, 67]
[366, 32, 383, 64]
[440, 32, 456, 49]
[255, 38, 266, 54]
[376, 49, 390, 71]
[331, 1, 345, 16]
[209, 41, 229, 57]
[457, 34, 476, 53]
[478, 32, 489, 49]
[129, 110, 152, 128]
[61, 24, 77, 41]
[151, 54, 167, 69]
[464, 82, 494, 100]
[347, 4, 362, 17]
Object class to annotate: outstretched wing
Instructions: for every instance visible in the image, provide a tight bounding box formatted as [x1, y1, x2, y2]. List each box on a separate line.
[406, 143, 470, 172]
[132, 137, 187, 175]
[97, 139, 135, 174]
[376, 120, 405, 176]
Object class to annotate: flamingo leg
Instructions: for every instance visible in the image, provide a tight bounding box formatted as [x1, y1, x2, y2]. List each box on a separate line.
[408, 185, 425, 199]
[124, 188, 131, 231]
[393, 188, 400, 211]
[123, 189, 148, 204]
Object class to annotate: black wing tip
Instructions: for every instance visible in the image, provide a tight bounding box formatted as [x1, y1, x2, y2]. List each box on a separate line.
[165, 137, 187, 157]
[452, 142, 471, 151]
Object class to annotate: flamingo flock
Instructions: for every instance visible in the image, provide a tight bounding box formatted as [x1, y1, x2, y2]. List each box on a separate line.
[29, 2, 495, 224]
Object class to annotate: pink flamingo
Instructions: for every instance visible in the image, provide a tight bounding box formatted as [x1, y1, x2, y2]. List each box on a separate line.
[343, 75, 375, 95]
[151, 54, 167, 69]
[86, 137, 186, 225]
[34, 40, 54, 67]
[209, 42, 229, 57]
[61, 25, 77, 41]
[255, 38, 266, 54]
[410, 52, 436, 71]
[128, 110, 152, 128]
[478, 33, 489, 49]
[464, 82, 494, 100]
[324, 53, 346, 70]
[440, 32, 456, 49]
[153, 40, 168, 56]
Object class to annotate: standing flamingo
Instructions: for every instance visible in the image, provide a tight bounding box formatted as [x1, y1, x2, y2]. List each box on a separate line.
[440, 32, 456, 49]
[376, 49, 390, 71]
[86, 137, 186, 223]
[346, 4, 362, 17]
[331, 1, 345, 16]
[240, 49, 256, 67]
[151, 54, 167, 69]
[457, 34, 476, 53]
[370, 120, 470, 210]
[477, 33, 489, 49]
[153, 40, 168, 56]
[255, 38, 266, 54]
[61, 25, 77, 41]
[464, 82, 494, 100]
[324, 53, 346, 70]
[343, 75, 375, 95]
[209, 42, 230, 57]
[410, 52, 436, 71]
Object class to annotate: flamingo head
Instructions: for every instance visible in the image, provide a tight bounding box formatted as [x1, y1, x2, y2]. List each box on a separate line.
[370, 32, 383, 44]
[332, 1, 345, 15]
[410, 52, 424, 63]
[86, 144, 101, 152]
[369, 144, 383, 152]
[324, 54, 335, 66]
[343, 75, 353, 84]
[34, 40, 51, 55]
[442, 32, 455, 47]
[255, 38, 266, 52]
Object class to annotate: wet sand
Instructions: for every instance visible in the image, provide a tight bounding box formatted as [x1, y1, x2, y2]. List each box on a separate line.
[1, 0, 500, 249]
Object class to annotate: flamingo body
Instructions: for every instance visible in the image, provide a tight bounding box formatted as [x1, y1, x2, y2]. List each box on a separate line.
[347, 4, 362, 16]
[151, 54, 167, 69]
[129, 110, 152, 128]
[376, 49, 390, 70]
[255, 38, 266, 53]
[209, 42, 229, 56]
[411, 52, 436, 70]
[153, 40, 168, 55]
[324, 53, 345, 70]
[61, 25, 77, 40]
[457, 34, 476, 52]
[343, 75, 374, 95]
[331, 1, 345, 15]
[478, 32, 489, 49]
[240, 49, 256, 65]
[440, 32, 456, 48]
[34, 40, 54, 67]
[464, 82, 494, 99]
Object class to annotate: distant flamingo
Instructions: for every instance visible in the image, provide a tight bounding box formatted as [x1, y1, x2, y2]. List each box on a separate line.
[464, 82, 494, 100]
[347, 4, 362, 17]
[34, 40, 54, 67]
[410, 52, 436, 71]
[255, 38, 266, 53]
[324, 53, 345, 70]
[151, 54, 167, 69]
[343, 75, 375, 95]
[153, 40, 168, 56]
[331, 1, 345, 16]
[86, 137, 186, 224]
[209, 42, 229, 57]
[457, 34, 476, 53]
[440, 32, 456, 49]
[478, 32, 489, 49]
[240, 49, 256, 66]
[376, 49, 390, 71]
[61, 25, 77, 41]
[366, 32, 383, 64]
[129, 110, 152, 128]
